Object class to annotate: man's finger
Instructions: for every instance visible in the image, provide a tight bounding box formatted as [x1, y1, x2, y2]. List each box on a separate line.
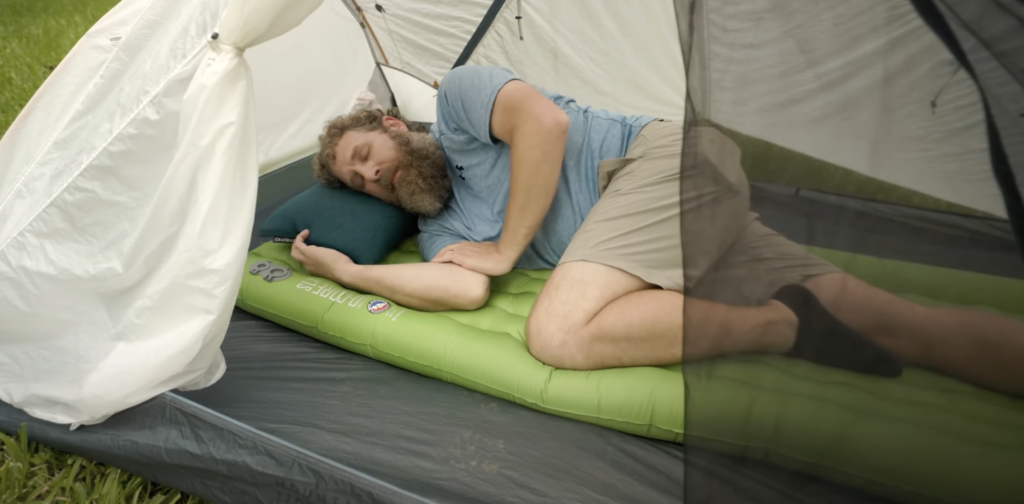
[431, 244, 457, 263]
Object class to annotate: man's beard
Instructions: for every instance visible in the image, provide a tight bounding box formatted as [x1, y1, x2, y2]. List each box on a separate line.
[379, 129, 452, 217]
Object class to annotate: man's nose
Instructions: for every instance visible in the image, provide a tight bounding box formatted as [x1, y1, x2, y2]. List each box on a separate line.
[364, 165, 382, 183]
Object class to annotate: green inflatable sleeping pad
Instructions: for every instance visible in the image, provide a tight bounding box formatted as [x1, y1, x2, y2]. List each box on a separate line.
[236, 238, 1024, 504]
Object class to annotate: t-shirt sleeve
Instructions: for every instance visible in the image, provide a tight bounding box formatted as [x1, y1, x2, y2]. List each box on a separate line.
[435, 65, 520, 145]
[416, 219, 465, 262]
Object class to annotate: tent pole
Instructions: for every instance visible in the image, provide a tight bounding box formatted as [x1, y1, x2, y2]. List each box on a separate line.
[348, 0, 390, 65]
[452, 0, 507, 69]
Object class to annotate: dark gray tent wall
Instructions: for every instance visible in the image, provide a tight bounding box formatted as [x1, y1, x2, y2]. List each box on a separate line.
[674, 0, 1024, 265]
[3, 1, 1024, 503]
[677, 0, 1024, 503]
[911, 0, 1024, 261]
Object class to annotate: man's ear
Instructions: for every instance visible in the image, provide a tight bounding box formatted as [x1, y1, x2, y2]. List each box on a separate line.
[382, 115, 409, 131]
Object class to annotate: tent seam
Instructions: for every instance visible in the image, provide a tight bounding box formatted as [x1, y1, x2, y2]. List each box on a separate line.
[164, 391, 437, 504]
[338, 0, 399, 106]
[379, 63, 437, 88]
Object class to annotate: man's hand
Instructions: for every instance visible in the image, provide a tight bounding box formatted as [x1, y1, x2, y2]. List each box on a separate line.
[431, 241, 516, 277]
[290, 229, 353, 281]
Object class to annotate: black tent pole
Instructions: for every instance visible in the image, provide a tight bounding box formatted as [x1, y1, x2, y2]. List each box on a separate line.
[452, 0, 507, 69]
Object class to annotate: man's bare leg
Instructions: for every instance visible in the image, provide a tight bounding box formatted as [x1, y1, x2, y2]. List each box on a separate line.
[804, 272, 1024, 395]
[527, 260, 801, 370]
[527, 260, 908, 376]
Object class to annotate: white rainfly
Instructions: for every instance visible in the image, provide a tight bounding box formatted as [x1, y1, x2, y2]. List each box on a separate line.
[0, 0, 1004, 426]
[0, 0, 374, 426]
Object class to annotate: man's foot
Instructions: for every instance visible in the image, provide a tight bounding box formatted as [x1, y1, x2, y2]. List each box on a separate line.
[772, 284, 903, 377]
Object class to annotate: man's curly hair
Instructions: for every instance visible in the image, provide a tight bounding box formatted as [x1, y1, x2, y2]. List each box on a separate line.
[312, 107, 427, 188]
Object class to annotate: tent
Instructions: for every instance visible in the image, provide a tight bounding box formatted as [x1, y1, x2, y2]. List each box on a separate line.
[1, 0, 1022, 502]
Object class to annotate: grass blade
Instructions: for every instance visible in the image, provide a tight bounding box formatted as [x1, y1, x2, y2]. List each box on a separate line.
[0, 427, 28, 497]
[72, 481, 88, 503]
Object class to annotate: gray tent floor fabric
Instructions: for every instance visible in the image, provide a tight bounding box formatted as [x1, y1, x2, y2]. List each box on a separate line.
[0, 377, 427, 504]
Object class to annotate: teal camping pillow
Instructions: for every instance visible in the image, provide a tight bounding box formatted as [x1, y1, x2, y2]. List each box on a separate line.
[259, 184, 420, 265]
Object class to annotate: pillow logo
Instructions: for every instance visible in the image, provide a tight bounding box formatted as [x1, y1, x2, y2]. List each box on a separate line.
[367, 299, 391, 314]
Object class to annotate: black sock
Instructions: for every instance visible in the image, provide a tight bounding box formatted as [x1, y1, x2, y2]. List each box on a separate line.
[772, 284, 903, 377]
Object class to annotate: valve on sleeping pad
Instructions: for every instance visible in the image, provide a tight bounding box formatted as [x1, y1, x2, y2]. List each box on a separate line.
[248, 260, 292, 283]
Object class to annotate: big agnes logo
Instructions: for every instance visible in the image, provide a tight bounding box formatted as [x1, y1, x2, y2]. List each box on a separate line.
[367, 300, 390, 314]
[296, 279, 404, 322]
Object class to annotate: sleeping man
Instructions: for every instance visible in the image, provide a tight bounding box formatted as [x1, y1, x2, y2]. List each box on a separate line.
[291, 65, 1024, 396]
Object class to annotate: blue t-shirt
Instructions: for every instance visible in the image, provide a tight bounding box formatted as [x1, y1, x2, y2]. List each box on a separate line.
[417, 65, 655, 269]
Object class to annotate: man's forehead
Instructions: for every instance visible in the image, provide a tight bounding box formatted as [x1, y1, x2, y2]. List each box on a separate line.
[335, 129, 376, 158]
[332, 131, 363, 172]
[334, 131, 355, 157]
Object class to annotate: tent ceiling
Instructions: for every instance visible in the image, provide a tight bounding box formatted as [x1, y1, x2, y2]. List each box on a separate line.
[248, 0, 376, 174]
[352, 0, 494, 85]
[466, 0, 688, 121]
[380, 65, 438, 123]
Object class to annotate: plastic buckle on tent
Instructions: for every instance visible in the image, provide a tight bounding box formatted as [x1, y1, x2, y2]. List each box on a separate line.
[248, 260, 292, 283]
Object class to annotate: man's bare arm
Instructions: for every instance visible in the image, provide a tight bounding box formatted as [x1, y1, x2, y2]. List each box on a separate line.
[331, 260, 490, 312]
[291, 230, 490, 312]
[489, 80, 570, 265]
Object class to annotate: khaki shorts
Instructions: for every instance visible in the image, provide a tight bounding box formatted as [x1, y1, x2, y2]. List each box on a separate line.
[558, 120, 841, 306]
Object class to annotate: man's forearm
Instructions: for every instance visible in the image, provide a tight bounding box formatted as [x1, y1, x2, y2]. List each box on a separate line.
[498, 115, 569, 262]
[330, 261, 490, 312]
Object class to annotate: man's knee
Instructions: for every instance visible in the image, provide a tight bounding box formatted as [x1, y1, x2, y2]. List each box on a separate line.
[525, 309, 591, 370]
[523, 260, 648, 369]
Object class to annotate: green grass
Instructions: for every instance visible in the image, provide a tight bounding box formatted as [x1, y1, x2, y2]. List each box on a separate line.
[0, 1, 213, 502]
[0, 0, 119, 135]
[1, 425, 209, 504]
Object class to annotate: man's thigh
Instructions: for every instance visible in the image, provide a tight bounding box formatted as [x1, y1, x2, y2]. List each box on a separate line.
[558, 120, 684, 291]
[559, 124, 753, 293]
[527, 261, 651, 338]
